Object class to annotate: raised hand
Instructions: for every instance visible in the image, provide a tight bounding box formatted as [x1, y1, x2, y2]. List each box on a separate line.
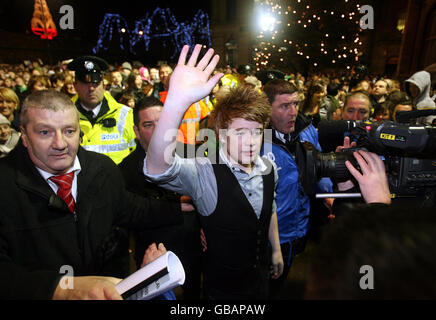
[165, 44, 223, 110]
[146, 44, 222, 175]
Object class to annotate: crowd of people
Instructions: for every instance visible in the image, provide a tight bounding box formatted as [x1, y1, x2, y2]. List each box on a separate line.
[0, 44, 435, 300]
[1, 56, 434, 132]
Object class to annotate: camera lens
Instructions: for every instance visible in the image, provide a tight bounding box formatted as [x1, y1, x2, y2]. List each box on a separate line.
[315, 152, 358, 181]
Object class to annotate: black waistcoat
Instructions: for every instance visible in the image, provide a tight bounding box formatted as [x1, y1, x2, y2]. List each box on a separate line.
[199, 157, 274, 299]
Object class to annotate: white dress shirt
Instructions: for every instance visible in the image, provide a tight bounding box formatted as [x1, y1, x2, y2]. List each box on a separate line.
[35, 156, 82, 201]
[81, 102, 102, 118]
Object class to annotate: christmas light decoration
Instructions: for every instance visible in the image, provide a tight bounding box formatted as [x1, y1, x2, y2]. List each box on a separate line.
[253, 0, 364, 71]
[30, 0, 57, 40]
[93, 8, 211, 58]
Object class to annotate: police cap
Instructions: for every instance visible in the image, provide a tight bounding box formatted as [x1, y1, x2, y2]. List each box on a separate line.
[68, 56, 109, 83]
[237, 64, 255, 75]
[255, 70, 285, 85]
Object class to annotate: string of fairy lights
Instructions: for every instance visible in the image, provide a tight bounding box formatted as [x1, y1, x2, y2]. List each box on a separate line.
[93, 8, 211, 58]
[254, 0, 364, 70]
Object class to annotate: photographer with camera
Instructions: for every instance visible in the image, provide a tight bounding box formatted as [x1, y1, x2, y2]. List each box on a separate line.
[315, 104, 436, 214]
[306, 149, 436, 300]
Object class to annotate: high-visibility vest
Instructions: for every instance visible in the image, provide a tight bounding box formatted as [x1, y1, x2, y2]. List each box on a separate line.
[220, 74, 239, 88]
[159, 90, 210, 145]
[203, 95, 214, 111]
[177, 100, 210, 144]
[72, 91, 136, 164]
[158, 91, 168, 103]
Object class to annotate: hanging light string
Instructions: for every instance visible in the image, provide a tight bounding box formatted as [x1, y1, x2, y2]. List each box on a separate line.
[93, 8, 212, 58]
[254, 0, 363, 71]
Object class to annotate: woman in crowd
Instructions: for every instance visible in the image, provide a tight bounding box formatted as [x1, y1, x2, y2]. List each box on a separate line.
[124, 73, 145, 104]
[301, 81, 327, 127]
[26, 75, 49, 94]
[60, 75, 77, 98]
[0, 87, 20, 130]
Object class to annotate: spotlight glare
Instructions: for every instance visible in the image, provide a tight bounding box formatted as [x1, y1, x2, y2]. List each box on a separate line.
[260, 13, 277, 32]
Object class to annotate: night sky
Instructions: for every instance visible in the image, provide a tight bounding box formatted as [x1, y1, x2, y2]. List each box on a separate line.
[0, 0, 210, 33]
[0, 0, 211, 64]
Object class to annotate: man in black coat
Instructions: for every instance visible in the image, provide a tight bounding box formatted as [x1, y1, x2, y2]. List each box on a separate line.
[0, 90, 182, 300]
[118, 96, 202, 299]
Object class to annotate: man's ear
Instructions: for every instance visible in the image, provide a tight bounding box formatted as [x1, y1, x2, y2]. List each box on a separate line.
[133, 125, 140, 140]
[20, 125, 28, 147]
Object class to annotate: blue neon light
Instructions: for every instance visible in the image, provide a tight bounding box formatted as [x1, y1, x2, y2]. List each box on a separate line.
[93, 8, 212, 58]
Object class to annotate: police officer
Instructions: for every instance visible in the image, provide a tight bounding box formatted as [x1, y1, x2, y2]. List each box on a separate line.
[68, 56, 136, 164]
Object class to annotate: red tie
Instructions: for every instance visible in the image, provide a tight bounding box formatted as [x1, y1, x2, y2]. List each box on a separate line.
[49, 172, 75, 213]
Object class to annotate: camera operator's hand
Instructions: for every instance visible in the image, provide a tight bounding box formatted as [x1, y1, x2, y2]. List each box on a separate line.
[345, 150, 391, 204]
[335, 137, 357, 191]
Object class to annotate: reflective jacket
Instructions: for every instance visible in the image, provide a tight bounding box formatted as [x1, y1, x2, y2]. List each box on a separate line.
[220, 74, 239, 88]
[177, 100, 210, 144]
[159, 91, 210, 145]
[72, 91, 136, 164]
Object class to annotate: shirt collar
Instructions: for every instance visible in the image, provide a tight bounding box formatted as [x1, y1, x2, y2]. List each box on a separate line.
[80, 102, 102, 118]
[274, 130, 288, 144]
[36, 156, 82, 181]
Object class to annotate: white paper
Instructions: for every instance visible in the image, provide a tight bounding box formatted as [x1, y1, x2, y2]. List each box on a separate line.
[115, 251, 185, 300]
